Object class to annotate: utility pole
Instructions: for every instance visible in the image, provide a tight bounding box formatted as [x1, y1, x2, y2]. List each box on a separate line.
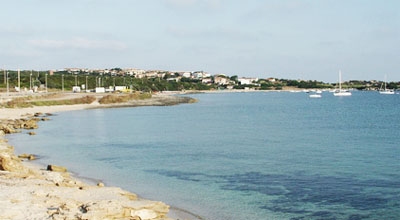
[30, 70, 32, 91]
[62, 74, 64, 92]
[45, 73, 48, 93]
[18, 69, 20, 92]
[6, 71, 9, 95]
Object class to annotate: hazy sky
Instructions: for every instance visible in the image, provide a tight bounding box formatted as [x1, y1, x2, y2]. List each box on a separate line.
[1, 0, 399, 82]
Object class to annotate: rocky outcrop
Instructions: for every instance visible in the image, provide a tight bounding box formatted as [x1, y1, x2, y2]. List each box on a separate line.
[0, 116, 173, 220]
[0, 147, 26, 172]
[0, 118, 39, 133]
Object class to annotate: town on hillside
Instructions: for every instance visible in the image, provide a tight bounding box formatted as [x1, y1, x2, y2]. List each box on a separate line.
[0, 67, 399, 94]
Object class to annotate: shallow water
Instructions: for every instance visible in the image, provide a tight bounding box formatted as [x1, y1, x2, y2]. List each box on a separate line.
[10, 91, 400, 219]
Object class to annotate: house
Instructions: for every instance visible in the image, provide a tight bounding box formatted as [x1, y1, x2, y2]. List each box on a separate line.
[182, 72, 191, 78]
[214, 76, 229, 85]
[202, 78, 213, 84]
[238, 77, 258, 85]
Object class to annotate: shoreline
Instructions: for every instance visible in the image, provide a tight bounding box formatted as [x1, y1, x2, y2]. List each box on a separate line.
[0, 93, 201, 220]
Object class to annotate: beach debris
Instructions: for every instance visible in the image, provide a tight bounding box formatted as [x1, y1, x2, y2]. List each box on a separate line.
[47, 164, 68, 173]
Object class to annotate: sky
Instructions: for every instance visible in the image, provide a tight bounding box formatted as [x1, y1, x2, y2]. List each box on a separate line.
[1, 0, 399, 82]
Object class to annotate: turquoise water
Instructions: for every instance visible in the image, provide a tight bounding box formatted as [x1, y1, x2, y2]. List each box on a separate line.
[9, 91, 400, 219]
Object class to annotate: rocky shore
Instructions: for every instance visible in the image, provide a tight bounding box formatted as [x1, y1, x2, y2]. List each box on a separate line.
[0, 93, 196, 220]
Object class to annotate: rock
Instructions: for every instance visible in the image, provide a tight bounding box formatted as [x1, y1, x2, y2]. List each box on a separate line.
[131, 209, 157, 220]
[43, 171, 64, 184]
[121, 192, 138, 200]
[97, 182, 105, 187]
[0, 152, 25, 172]
[0, 124, 17, 134]
[47, 165, 68, 173]
[18, 153, 36, 160]
[34, 112, 43, 117]
[28, 131, 36, 135]
[41, 117, 50, 121]
[23, 119, 38, 129]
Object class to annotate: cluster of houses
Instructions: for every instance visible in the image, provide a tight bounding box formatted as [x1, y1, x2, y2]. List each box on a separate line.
[61, 68, 266, 87]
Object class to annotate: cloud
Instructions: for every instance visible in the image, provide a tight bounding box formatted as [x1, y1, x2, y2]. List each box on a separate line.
[28, 37, 127, 51]
[166, 26, 260, 42]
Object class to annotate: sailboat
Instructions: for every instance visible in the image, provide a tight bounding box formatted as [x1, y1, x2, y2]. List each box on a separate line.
[333, 70, 352, 96]
[379, 75, 395, 95]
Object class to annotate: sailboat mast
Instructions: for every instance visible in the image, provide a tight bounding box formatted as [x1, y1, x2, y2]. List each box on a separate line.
[339, 70, 342, 91]
[384, 75, 387, 90]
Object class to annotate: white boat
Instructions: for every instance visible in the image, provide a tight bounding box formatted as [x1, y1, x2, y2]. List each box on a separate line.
[379, 75, 395, 95]
[333, 70, 352, 96]
[309, 93, 321, 98]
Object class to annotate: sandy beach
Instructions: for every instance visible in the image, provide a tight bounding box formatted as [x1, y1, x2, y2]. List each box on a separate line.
[0, 93, 197, 220]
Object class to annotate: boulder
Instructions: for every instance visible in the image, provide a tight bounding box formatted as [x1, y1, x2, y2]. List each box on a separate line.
[34, 112, 43, 117]
[23, 119, 39, 129]
[131, 209, 157, 220]
[47, 165, 68, 173]
[0, 124, 17, 134]
[18, 153, 36, 160]
[43, 171, 64, 184]
[0, 152, 25, 172]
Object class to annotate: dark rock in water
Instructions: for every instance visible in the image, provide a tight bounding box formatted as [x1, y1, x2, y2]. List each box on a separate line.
[28, 131, 36, 135]
[34, 112, 43, 117]
[47, 164, 68, 172]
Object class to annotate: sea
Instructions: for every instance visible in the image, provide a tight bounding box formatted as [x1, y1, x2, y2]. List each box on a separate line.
[8, 91, 400, 220]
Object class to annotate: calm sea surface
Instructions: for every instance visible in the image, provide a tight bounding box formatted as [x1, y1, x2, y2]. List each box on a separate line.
[9, 91, 400, 220]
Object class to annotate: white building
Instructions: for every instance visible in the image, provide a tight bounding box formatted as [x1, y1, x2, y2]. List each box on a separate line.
[238, 77, 258, 85]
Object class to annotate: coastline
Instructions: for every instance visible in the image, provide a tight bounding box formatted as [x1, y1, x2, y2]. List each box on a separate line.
[0, 93, 200, 220]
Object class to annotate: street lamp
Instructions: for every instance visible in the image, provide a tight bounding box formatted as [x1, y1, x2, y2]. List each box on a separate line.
[86, 76, 88, 92]
[62, 74, 64, 92]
